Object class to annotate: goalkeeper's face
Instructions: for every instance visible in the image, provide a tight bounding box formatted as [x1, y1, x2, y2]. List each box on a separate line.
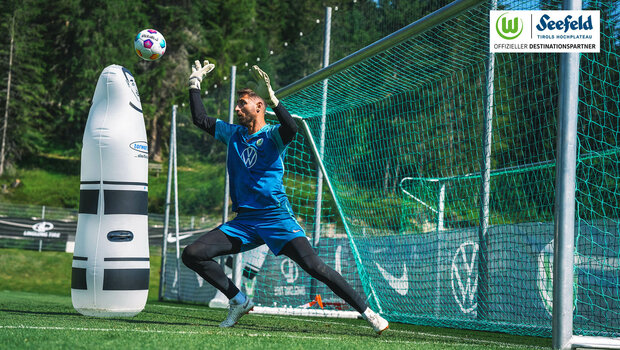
[235, 94, 264, 128]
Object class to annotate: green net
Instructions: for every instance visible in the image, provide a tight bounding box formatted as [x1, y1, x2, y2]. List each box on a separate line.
[160, 0, 619, 338]
[574, 0, 620, 337]
[275, 0, 619, 337]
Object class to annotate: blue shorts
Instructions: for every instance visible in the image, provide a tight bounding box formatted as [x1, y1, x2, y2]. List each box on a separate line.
[218, 203, 306, 255]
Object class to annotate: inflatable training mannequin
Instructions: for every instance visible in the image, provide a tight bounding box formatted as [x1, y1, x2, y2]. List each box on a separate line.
[71, 65, 149, 317]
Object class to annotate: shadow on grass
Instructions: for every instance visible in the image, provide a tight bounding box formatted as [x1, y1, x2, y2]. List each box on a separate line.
[139, 309, 224, 325]
[1, 307, 210, 328]
[0, 308, 78, 317]
[102, 317, 201, 328]
[236, 322, 379, 338]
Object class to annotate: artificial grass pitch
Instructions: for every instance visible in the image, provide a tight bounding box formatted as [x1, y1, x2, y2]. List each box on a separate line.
[0, 290, 550, 350]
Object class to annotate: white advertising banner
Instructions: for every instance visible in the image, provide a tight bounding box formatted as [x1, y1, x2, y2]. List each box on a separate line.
[490, 10, 600, 53]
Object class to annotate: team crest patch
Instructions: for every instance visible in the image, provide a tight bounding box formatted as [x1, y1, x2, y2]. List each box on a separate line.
[256, 138, 263, 146]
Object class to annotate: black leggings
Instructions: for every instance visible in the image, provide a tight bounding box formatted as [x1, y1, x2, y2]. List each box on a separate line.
[182, 229, 367, 313]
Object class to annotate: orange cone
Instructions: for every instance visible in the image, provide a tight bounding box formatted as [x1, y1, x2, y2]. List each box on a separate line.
[315, 294, 323, 309]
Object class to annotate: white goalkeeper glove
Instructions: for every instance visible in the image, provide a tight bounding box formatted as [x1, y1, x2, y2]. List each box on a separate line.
[188, 59, 215, 90]
[251, 65, 279, 108]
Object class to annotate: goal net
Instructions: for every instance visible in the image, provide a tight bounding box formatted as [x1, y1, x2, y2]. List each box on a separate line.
[160, 0, 620, 338]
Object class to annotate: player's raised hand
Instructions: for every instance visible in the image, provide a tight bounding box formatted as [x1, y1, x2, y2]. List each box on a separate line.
[188, 60, 215, 90]
[251, 65, 279, 107]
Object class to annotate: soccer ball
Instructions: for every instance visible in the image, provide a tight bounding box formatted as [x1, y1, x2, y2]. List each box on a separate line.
[134, 29, 166, 61]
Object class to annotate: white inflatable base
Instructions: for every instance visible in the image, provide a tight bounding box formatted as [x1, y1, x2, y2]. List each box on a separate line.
[74, 308, 143, 318]
[72, 289, 148, 317]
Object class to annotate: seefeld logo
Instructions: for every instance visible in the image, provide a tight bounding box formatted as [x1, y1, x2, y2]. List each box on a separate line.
[536, 14, 594, 32]
[496, 12, 523, 40]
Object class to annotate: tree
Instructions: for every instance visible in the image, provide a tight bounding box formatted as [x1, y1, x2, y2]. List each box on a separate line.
[0, 12, 15, 176]
[0, 0, 51, 169]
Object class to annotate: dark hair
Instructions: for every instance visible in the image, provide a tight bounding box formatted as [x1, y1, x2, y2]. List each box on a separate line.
[237, 88, 260, 99]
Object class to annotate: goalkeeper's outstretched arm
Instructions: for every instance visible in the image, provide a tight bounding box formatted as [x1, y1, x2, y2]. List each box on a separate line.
[188, 60, 217, 136]
[273, 103, 297, 145]
[251, 65, 298, 145]
[189, 89, 216, 136]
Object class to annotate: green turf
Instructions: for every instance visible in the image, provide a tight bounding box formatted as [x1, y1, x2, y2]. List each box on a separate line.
[0, 248, 73, 295]
[0, 248, 161, 300]
[0, 248, 551, 349]
[0, 291, 551, 350]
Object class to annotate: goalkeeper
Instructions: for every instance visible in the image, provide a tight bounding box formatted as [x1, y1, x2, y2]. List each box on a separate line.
[182, 60, 388, 334]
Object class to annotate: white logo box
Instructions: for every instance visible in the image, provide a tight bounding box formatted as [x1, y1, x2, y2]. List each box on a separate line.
[490, 10, 600, 53]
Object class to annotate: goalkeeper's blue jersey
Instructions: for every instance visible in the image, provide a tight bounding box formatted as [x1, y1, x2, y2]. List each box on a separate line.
[215, 120, 288, 212]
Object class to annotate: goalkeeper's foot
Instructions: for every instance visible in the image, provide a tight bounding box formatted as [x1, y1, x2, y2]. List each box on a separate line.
[362, 308, 389, 335]
[219, 298, 254, 328]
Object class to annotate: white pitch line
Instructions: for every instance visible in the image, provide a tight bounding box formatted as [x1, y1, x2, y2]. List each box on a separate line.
[250, 314, 548, 350]
[0, 324, 537, 348]
[0, 325, 202, 335]
[148, 305, 546, 349]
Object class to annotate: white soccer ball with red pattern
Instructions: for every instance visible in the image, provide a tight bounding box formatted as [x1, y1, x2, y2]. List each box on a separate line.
[134, 29, 166, 61]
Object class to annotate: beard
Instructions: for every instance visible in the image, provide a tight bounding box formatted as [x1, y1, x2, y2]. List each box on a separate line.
[237, 114, 250, 128]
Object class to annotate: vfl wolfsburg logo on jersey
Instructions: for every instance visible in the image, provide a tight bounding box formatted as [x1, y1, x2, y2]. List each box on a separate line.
[241, 146, 258, 168]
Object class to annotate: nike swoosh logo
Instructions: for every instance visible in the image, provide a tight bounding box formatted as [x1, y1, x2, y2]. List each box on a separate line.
[375, 262, 408, 296]
[166, 233, 194, 243]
